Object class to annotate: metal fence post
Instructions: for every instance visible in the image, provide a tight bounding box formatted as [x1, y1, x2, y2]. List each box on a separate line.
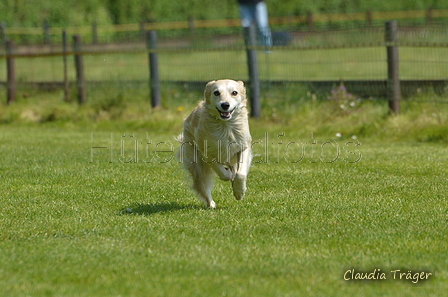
[6, 40, 16, 104]
[385, 20, 400, 114]
[244, 23, 261, 118]
[73, 35, 86, 104]
[146, 30, 161, 108]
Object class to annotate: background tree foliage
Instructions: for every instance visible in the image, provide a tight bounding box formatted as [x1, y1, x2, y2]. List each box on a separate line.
[0, 0, 446, 27]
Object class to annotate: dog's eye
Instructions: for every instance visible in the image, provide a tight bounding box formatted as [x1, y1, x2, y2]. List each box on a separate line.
[213, 91, 220, 96]
[231, 91, 238, 96]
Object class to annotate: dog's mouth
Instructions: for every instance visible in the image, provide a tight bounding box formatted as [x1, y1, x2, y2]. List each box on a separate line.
[217, 108, 235, 120]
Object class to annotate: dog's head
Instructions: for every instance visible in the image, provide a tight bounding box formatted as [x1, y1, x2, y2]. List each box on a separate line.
[204, 79, 247, 121]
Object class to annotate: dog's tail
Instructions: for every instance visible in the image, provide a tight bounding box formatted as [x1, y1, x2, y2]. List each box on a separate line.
[175, 132, 184, 143]
[174, 133, 183, 162]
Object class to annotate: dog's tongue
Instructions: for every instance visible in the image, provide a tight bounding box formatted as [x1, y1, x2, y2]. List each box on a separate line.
[221, 112, 231, 118]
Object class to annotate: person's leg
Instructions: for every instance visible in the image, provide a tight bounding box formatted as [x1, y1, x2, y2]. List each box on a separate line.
[239, 4, 256, 28]
[254, 2, 272, 47]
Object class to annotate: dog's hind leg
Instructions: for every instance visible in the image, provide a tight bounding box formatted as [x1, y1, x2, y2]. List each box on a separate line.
[190, 161, 216, 208]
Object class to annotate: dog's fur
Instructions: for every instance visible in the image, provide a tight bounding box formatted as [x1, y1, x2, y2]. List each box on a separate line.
[178, 79, 252, 208]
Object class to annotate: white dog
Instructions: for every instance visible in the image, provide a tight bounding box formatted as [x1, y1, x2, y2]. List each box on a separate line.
[178, 79, 252, 208]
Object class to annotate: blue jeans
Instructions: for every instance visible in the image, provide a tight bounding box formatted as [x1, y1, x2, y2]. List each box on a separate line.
[239, 2, 272, 47]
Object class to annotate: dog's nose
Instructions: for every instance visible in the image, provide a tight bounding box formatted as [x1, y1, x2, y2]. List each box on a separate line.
[221, 102, 230, 110]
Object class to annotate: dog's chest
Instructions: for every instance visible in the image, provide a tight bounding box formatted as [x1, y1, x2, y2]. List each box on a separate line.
[196, 124, 248, 163]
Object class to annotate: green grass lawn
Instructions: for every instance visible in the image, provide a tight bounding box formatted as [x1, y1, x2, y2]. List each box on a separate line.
[0, 92, 447, 296]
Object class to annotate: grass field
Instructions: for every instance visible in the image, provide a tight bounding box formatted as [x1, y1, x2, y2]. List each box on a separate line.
[0, 88, 447, 296]
[1, 45, 448, 83]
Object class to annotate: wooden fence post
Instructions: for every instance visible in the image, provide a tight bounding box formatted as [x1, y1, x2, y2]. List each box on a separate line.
[73, 35, 86, 104]
[92, 21, 98, 44]
[366, 10, 373, 27]
[0, 22, 6, 44]
[426, 7, 434, 25]
[188, 16, 196, 36]
[307, 11, 314, 29]
[385, 20, 400, 114]
[6, 40, 16, 104]
[244, 23, 261, 118]
[62, 30, 70, 102]
[43, 21, 51, 44]
[146, 30, 161, 108]
[140, 21, 146, 40]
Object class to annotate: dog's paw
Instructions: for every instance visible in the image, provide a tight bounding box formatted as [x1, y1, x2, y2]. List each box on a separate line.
[209, 200, 216, 209]
[232, 175, 247, 201]
[233, 188, 245, 200]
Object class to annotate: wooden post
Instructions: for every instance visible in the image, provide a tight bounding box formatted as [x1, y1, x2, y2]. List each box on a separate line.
[366, 10, 373, 27]
[146, 30, 161, 108]
[385, 21, 400, 114]
[426, 7, 434, 25]
[6, 40, 16, 104]
[62, 30, 70, 102]
[43, 21, 51, 44]
[244, 23, 261, 118]
[0, 22, 6, 44]
[73, 35, 86, 104]
[188, 16, 196, 36]
[140, 20, 146, 41]
[307, 11, 314, 29]
[92, 21, 98, 44]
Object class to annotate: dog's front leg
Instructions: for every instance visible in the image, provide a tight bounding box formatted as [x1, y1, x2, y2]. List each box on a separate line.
[232, 148, 252, 200]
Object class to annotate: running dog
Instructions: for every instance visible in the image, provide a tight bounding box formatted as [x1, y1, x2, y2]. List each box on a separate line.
[178, 79, 252, 208]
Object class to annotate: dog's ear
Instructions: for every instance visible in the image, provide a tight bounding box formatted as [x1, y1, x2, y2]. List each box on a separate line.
[237, 80, 247, 105]
[204, 80, 216, 104]
[237, 81, 246, 95]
